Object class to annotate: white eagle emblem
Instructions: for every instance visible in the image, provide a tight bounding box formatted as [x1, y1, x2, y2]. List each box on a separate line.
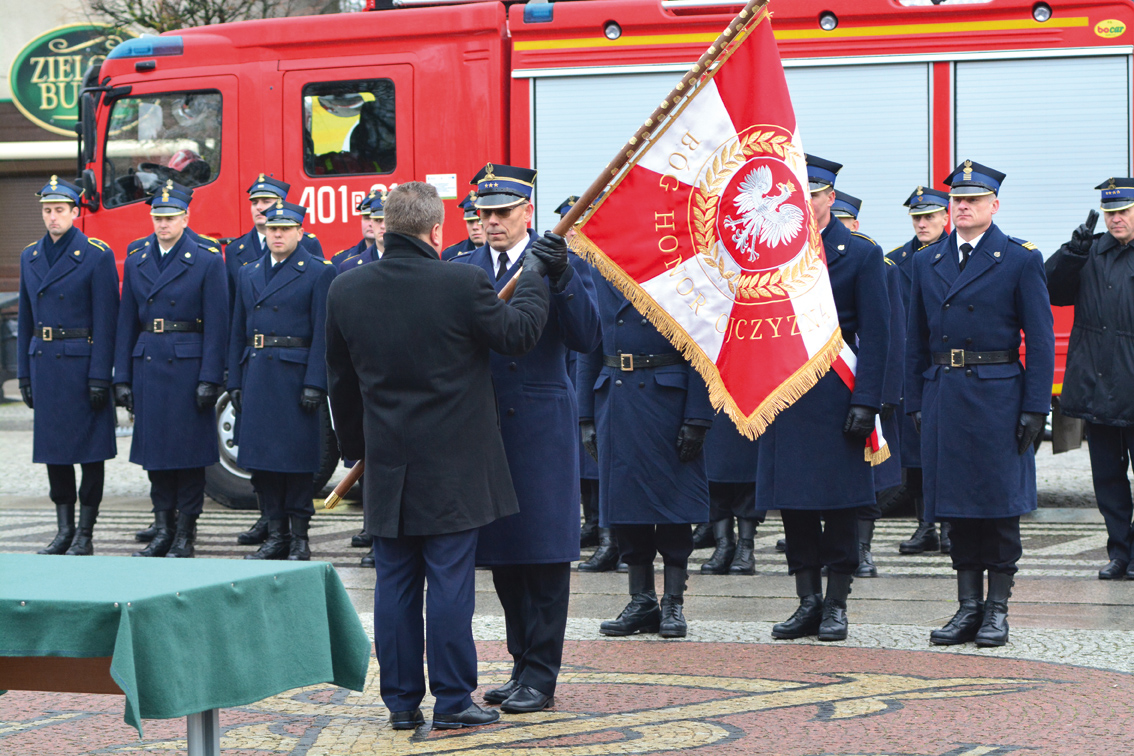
[723, 166, 804, 262]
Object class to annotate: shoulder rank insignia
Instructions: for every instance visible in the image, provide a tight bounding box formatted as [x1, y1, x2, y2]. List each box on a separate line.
[88, 238, 109, 251]
[888, 245, 904, 255]
[850, 231, 878, 245]
[884, 257, 896, 266]
[23, 241, 36, 250]
[451, 251, 472, 260]
[1009, 236, 1037, 250]
[323, 259, 332, 265]
[307, 233, 317, 239]
[205, 246, 220, 254]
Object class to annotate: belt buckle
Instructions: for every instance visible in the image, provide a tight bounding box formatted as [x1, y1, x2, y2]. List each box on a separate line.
[152, 318, 165, 334]
[950, 349, 964, 368]
[41, 327, 52, 342]
[620, 354, 634, 372]
[254, 333, 265, 349]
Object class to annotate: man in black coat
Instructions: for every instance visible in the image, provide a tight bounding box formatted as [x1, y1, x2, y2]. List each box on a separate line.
[325, 181, 552, 731]
[1048, 178, 1134, 580]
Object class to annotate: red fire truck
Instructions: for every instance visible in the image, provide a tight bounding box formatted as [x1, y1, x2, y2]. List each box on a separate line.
[73, 0, 1131, 506]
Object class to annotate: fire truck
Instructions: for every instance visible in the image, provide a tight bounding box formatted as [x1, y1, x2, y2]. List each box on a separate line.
[71, 0, 1132, 507]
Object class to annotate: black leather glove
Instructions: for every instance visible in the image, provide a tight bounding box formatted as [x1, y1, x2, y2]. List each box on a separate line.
[913, 410, 922, 435]
[530, 231, 570, 282]
[89, 384, 109, 412]
[113, 383, 133, 413]
[676, 422, 709, 463]
[880, 403, 897, 422]
[1016, 412, 1046, 455]
[521, 248, 548, 278]
[1069, 209, 1099, 256]
[301, 386, 325, 414]
[229, 388, 242, 414]
[19, 383, 33, 409]
[195, 382, 220, 412]
[843, 405, 877, 439]
[580, 419, 598, 462]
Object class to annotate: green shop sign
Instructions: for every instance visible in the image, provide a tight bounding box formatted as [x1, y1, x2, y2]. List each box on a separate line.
[9, 24, 136, 137]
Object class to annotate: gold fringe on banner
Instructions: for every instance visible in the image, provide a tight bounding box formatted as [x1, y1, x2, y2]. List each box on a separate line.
[570, 231, 844, 441]
[866, 444, 891, 466]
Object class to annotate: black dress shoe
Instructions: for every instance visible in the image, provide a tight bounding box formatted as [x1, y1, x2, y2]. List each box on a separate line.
[500, 685, 554, 713]
[483, 679, 520, 705]
[351, 528, 370, 548]
[432, 703, 501, 729]
[1099, 559, 1129, 580]
[775, 538, 786, 553]
[389, 708, 424, 730]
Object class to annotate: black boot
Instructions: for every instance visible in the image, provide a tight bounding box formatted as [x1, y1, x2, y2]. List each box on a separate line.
[135, 519, 159, 543]
[237, 515, 270, 546]
[855, 519, 877, 578]
[64, 506, 98, 556]
[899, 496, 939, 554]
[580, 481, 599, 549]
[659, 565, 688, 638]
[775, 538, 786, 552]
[38, 503, 76, 555]
[166, 513, 199, 558]
[578, 528, 619, 572]
[133, 511, 175, 557]
[245, 518, 291, 560]
[939, 522, 952, 554]
[350, 528, 370, 548]
[700, 519, 735, 574]
[288, 516, 311, 561]
[975, 572, 1013, 647]
[361, 542, 375, 568]
[600, 565, 661, 636]
[729, 518, 758, 575]
[818, 571, 853, 641]
[691, 521, 715, 550]
[772, 570, 823, 639]
[930, 570, 984, 645]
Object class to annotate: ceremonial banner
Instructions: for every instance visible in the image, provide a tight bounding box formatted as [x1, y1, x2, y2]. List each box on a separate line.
[573, 5, 850, 443]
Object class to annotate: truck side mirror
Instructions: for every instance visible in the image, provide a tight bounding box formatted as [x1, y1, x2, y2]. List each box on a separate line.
[80, 168, 100, 211]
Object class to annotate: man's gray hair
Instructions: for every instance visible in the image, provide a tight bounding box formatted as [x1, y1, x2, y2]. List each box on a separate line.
[385, 181, 444, 237]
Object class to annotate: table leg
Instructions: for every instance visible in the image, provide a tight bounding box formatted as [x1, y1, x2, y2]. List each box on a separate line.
[186, 708, 221, 756]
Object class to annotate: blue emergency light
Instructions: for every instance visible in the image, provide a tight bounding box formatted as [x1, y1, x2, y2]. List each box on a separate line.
[107, 36, 185, 59]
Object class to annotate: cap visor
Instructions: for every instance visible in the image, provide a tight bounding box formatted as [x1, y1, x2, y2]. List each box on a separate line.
[264, 219, 301, 227]
[249, 191, 285, 200]
[908, 205, 948, 216]
[808, 181, 832, 193]
[475, 194, 528, 209]
[39, 195, 77, 204]
[832, 210, 855, 218]
[1101, 200, 1134, 212]
[947, 186, 995, 197]
[150, 208, 187, 216]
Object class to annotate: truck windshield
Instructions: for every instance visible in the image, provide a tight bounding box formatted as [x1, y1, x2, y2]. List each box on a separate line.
[102, 90, 222, 209]
[303, 79, 395, 176]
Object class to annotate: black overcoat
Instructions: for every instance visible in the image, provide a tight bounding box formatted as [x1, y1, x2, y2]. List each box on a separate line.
[325, 232, 550, 538]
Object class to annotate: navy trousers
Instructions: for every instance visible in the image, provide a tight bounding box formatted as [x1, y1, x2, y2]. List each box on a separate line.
[947, 516, 1022, 575]
[147, 467, 205, 516]
[708, 482, 763, 521]
[250, 471, 315, 519]
[372, 528, 479, 715]
[47, 462, 104, 510]
[1087, 422, 1134, 563]
[616, 523, 694, 568]
[781, 509, 859, 576]
[491, 562, 571, 696]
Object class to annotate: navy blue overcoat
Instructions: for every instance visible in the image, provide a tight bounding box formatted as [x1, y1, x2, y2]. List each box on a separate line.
[114, 232, 228, 469]
[704, 416, 758, 484]
[442, 237, 476, 262]
[756, 217, 890, 511]
[227, 247, 336, 473]
[337, 243, 380, 272]
[577, 276, 713, 526]
[874, 257, 906, 492]
[567, 350, 599, 480]
[906, 224, 1055, 521]
[18, 229, 119, 464]
[454, 232, 601, 564]
[225, 229, 322, 312]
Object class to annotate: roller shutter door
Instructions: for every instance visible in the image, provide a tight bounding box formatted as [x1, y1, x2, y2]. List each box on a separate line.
[955, 56, 1131, 257]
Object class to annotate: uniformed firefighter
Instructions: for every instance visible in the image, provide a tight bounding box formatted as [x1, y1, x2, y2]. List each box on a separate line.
[832, 190, 903, 578]
[577, 280, 713, 639]
[699, 415, 763, 576]
[907, 161, 1054, 647]
[331, 189, 378, 271]
[338, 191, 386, 271]
[1046, 178, 1134, 581]
[226, 175, 325, 548]
[761, 155, 889, 642]
[19, 177, 120, 556]
[114, 184, 228, 558]
[228, 200, 337, 561]
[441, 190, 487, 261]
[454, 165, 600, 713]
[892, 187, 953, 556]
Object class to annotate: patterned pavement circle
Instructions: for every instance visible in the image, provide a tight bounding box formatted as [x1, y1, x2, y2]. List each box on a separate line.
[3, 640, 1133, 755]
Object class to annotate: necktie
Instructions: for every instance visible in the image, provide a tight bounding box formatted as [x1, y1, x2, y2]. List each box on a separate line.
[959, 242, 973, 272]
[496, 253, 509, 281]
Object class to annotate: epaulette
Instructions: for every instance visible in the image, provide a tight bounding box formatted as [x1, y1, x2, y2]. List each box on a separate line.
[202, 244, 220, 254]
[850, 231, 878, 246]
[1009, 236, 1038, 251]
[884, 257, 896, 266]
[198, 233, 218, 243]
[88, 238, 109, 251]
[23, 241, 36, 250]
[127, 238, 150, 255]
[323, 259, 332, 265]
[451, 251, 473, 260]
[888, 245, 904, 255]
[306, 233, 317, 239]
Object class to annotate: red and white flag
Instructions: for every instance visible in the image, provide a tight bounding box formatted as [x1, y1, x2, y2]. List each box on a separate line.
[574, 5, 884, 461]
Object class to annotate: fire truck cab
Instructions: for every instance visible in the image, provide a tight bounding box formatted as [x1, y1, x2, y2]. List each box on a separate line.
[76, 0, 1134, 506]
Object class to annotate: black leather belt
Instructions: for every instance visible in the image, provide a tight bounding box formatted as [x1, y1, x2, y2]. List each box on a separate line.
[248, 335, 310, 349]
[38, 327, 90, 341]
[932, 349, 1019, 368]
[603, 353, 684, 371]
[142, 319, 202, 333]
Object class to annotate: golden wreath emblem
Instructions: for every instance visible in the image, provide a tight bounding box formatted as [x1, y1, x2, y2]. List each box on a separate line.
[691, 124, 823, 302]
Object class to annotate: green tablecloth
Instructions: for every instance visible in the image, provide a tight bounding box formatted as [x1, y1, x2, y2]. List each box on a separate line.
[0, 554, 370, 736]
